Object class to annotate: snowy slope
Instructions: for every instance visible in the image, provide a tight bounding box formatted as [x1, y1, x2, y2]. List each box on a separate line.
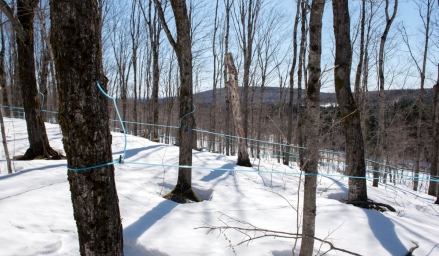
[0, 118, 438, 256]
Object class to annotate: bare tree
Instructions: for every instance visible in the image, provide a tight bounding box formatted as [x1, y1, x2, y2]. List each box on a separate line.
[332, 0, 368, 202]
[0, 12, 9, 117]
[296, 0, 308, 167]
[374, 0, 398, 187]
[224, 0, 232, 156]
[0, 0, 62, 159]
[209, 0, 220, 152]
[154, 0, 200, 202]
[140, 0, 162, 140]
[225, 53, 252, 167]
[0, 12, 11, 174]
[233, 0, 261, 137]
[50, 0, 124, 254]
[400, 0, 433, 191]
[432, 64, 439, 203]
[283, 0, 300, 166]
[299, 0, 325, 255]
[130, 0, 142, 136]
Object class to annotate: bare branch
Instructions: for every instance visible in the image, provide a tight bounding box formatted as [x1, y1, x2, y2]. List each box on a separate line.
[195, 212, 361, 256]
[0, 0, 27, 41]
[152, 0, 177, 51]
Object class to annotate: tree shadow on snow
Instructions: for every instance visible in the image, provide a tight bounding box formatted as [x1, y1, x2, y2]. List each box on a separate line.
[364, 209, 410, 255]
[199, 163, 236, 182]
[321, 176, 349, 200]
[0, 163, 67, 181]
[113, 144, 167, 160]
[123, 199, 177, 240]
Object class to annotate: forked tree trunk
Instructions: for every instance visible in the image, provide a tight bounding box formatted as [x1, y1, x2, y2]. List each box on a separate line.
[332, 0, 368, 202]
[50, 1, 124, 255]
[225, 53, 252, 167]
[299, 0, 325, 255]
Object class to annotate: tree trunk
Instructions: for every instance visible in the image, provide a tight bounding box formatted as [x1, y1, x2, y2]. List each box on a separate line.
[413, 0, 432, 192]
[0, 18, 12, 173]
[14, 0, 61, 160]
[431, 64, 439, 198]
[297, 0, 307, 168]
[224, 0, 231, 157]
[50, 0, 124, 255]
[283, 0, 300, 166]
[209, 0, 219, 153]
[0, 15, 10, 117]
[225, 53, 252, 167]
[154, 0, 199, 203]
[376, 0, 398, 187]
[299, 0, 325, 255]
[332, 0, 368, 202]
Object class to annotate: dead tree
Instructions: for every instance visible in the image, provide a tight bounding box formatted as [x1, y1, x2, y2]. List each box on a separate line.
[225, 53, 252, 167]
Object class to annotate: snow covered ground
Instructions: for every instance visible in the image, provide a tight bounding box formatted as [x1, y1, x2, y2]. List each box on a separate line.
[0, 118, 438, 256]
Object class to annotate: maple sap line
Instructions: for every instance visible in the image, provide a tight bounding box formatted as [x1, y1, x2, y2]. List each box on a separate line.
[0, 84, 436, 184]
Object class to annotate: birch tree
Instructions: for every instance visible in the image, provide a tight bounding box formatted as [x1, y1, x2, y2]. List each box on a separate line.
[300, 1, 325, 254]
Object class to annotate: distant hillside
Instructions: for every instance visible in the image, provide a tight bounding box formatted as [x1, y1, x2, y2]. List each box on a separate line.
[193, 87, 434, 105]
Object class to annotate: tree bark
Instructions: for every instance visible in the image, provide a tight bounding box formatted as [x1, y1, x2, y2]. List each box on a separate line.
[332, 0, 368, 202]
[225, 53, 252, 167]
[299, 1, 325, 255]
[50, 0, 124, 255]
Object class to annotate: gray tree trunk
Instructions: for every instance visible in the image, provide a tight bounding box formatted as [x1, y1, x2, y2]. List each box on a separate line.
[50, 0, 124, 255]
[299, 1, 325, 255]
[225, 53, 252, 167]
[297, 0, 307, 168]
[332, 0, 368, 202]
